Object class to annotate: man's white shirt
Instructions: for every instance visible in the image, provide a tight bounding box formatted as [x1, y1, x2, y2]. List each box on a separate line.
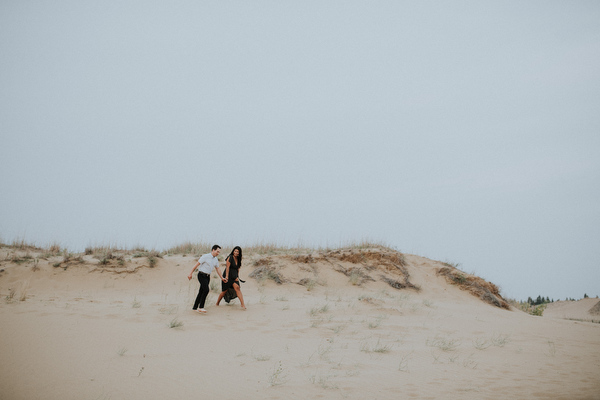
[196, 253, 219, 274]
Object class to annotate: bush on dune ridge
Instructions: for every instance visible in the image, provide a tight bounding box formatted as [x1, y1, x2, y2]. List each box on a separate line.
[436, 266, 510, 309]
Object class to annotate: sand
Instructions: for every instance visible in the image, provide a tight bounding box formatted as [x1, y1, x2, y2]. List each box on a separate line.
[544, 298, 600, 322]
[1, 246, 599, 400]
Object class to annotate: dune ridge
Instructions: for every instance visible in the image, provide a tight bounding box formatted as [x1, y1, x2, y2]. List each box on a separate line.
[1, 243, 599, 400]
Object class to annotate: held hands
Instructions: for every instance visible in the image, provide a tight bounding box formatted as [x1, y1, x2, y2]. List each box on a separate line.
[222, 277, 228, 283]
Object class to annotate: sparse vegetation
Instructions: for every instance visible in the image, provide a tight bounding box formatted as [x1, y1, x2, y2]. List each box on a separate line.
[309, 372, 339, 389]
[298, 278, 318, 291]
[491, 334, 510, 347]
[426, 336, 460, 352]
[398, 352, 413, 372]
[268, 361, 287, 386]
[252, 352, 272, 362]
[5, 287, 16, 302]
[473, 338, 491, 350]
[309, 304, 329, 316]
[366, 316, 385, 329]
[249, 260, 286, 285]
[335, 265, 374, 286]
[348, 270, 362, 285]
[422, 299, 435, 308]
[380, 275, 421, 291]
[19, 285, 27, 301]
[164, 242, 212, 256]
[437, 266, 509, 309]
[361, 339, 392, 353]
[566, 318, 600, 324]
[168, 318, 184, 329]
[462, 354, 478, 369]
[8, 253, 34, 264]
[132, 298, 142, 308]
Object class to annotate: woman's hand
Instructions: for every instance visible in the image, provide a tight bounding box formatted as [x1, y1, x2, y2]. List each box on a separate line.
[222, 277, 228, 283]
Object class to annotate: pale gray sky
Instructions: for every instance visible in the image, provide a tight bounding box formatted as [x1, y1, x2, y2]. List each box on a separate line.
[1, 1, 599, 301]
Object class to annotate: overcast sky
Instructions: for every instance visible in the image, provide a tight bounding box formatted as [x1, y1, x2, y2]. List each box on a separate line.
[1, 1, 599, 301]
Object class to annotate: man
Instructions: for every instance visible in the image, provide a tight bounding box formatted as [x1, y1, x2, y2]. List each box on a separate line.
[188, 244, 226, 313]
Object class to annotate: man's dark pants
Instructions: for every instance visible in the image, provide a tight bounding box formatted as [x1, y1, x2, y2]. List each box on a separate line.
[193, 272, 210, 310]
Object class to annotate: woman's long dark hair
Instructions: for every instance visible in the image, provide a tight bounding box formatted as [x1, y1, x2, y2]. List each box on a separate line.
[227, 246, 242, 267]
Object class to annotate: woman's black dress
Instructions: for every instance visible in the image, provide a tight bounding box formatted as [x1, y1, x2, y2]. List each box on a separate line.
[222, 255, 240, 292]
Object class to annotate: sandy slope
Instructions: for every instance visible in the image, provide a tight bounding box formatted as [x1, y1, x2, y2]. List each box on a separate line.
[0, 247, 598, 400]
[544, 298, 600, 322]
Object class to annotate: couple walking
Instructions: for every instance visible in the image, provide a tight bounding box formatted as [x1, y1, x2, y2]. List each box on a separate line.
[187, 245, 246, 313]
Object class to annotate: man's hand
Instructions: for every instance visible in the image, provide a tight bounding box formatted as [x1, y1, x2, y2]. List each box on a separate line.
[187, 274, 192, 281]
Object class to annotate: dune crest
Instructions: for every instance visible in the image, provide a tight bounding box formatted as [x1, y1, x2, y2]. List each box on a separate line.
[1, 244, 599, 399]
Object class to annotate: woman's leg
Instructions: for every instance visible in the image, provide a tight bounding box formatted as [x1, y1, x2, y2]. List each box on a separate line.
[216, 290, 226, 305]
[233, 283, 246, 309]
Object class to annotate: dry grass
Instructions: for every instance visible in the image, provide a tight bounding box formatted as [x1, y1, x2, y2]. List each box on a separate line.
[380, 275, 420, 291]
[327, 248, 417, 290]
[249, 260, 286, 285]
[436, 266, 509, 309]
[164, 242, 212, 256]
[334, 265, 374, 286]
[297, 278, 318, 291]
[285, 254, 316, 264]
[327, 249, 407, 267]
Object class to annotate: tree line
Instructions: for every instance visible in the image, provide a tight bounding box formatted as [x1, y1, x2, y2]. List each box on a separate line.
[526, 293, 596, 305]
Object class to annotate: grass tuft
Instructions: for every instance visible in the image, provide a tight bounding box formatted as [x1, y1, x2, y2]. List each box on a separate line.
[426, 336, 460, 352]
[249, 260, 286, 285]
[168, 318, 184, 329]
[268, 361, 288, 386]
[297, 278, 318, 291]
[309, 304, 329, 316]
[361, 339, 392, 353]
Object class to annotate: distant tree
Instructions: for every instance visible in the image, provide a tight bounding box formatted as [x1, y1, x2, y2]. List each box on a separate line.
[527, 297, 533, 305]
[584, 293, 589, 298]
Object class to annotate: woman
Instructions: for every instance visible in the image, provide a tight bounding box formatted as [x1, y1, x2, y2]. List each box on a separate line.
[216, 246, 246, 310]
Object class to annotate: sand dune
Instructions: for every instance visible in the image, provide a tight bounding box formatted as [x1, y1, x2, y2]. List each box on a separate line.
[544, 298, 600, 323]
[1, 245, 598, 400]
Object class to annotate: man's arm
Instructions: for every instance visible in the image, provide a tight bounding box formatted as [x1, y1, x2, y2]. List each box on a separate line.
[187, 262, 200, 280]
